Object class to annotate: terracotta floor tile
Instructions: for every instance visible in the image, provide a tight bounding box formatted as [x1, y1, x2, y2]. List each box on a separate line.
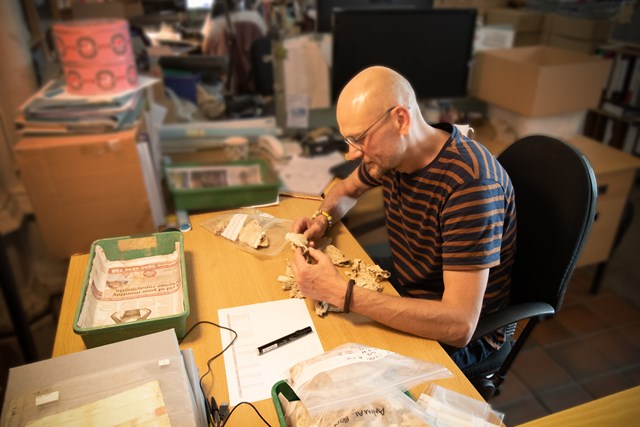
[582, 294, 640, 326]
[585, 330, 640, 369]
[619, 321, 640, 348]
[511, 348, 574, 393]
[498, 396, 549, 427]
[554, 305, 610, 336]
[537, 383, 592, 413]
[491, 372, 532, 407]
[531, 318, 574, 347]
[581, 372, 635, 399]
[620, 365, 640, 385]
[547, 340, 615, 379]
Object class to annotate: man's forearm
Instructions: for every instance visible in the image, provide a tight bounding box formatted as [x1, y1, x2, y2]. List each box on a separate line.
[319, 175, 368, 222]
[347, 286, 478, 348]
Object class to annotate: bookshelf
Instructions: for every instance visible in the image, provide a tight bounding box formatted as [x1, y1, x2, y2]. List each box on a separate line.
[583, 44, 640, 155]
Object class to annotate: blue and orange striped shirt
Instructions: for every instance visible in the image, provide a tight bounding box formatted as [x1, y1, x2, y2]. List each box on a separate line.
[358, 123, 517, 348]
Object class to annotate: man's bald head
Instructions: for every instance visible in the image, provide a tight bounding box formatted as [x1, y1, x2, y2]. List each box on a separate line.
[336, 66, 417, 126]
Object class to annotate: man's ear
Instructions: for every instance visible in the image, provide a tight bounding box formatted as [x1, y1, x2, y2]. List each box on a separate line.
[395, 106, 411, 136]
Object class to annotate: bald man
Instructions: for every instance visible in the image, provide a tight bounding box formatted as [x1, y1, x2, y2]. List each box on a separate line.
[291, 66, 517, 370]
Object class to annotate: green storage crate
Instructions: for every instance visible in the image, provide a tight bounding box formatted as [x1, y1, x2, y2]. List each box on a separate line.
[166, 159, 280, 211]
[73, 231, 189, 348]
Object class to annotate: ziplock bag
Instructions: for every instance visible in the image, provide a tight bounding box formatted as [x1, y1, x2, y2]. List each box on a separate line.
[201, 208, 293, 257]
[286, 343, 452, 417]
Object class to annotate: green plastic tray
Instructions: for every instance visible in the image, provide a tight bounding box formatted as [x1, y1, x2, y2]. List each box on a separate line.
[271, 380, 300, 427]
[166, 159, 280, 211]
[73, 231, 189, 348]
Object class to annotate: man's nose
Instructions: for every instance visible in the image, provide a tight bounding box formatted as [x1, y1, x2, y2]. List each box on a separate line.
[346, 146, 363, 160]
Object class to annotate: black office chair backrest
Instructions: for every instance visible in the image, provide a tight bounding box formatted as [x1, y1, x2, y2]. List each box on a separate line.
[497, 135, 597, 311]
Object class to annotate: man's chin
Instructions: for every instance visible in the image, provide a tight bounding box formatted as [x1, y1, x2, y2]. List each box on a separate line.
[365, 163, 388, 180]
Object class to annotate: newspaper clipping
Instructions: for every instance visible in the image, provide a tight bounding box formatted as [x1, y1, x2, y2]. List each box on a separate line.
[77, 243, 184, 328]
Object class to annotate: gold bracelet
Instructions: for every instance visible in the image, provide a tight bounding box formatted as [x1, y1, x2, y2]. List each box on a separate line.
[311, 209, 333, 227]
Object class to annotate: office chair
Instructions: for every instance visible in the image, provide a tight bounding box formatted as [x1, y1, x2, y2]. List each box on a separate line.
[461, 135, 598, 401]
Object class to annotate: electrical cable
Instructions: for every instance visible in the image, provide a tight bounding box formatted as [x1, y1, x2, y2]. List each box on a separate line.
[179, 320, 238, 427]
[179, 320, 275, 426]
[221, 401, 272, 427]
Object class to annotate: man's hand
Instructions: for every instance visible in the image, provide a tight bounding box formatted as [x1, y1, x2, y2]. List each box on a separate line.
[291, 247, 346, 308]
[292, 216, 328, 242]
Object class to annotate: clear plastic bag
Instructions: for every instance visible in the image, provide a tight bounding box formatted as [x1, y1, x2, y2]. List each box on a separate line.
[200, 208, 293, 257]
[417, 383, 505, 427]
[286, 343, 452, 417]
[282, 390, 433, 426]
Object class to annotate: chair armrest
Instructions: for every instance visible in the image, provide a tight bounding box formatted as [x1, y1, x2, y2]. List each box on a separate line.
[471, 302, 555, 341]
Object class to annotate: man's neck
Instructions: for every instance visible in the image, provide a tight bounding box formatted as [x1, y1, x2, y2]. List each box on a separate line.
[398, 123, 450, 174]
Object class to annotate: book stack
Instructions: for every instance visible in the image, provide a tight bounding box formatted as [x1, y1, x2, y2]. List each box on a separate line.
[15, 77, 155, 136]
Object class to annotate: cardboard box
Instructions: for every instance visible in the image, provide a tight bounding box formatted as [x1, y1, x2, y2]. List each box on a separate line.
[486, 8, 544, 33]
[543, 33, 602, 55]
[514, 31, 541, 46]
[470, 46, 611, 116]
[543, 13, 613, 41]
[487, 105, 586, 139]
[13, 128, 155, 258]
[433, 0, 508, 17]
[72, 0, 143, 19]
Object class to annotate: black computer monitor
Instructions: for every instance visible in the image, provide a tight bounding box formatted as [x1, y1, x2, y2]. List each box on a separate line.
[316, 0, 432, 33]
[331, 8, 476, 102]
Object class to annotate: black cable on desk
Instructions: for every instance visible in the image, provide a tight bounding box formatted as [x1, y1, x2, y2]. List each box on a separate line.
[179, 320, 274, 426]
[221, 401, 272, 427]
[180, 320, 238, 426]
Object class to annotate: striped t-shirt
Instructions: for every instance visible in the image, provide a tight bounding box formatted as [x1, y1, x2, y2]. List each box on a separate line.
[358, 123, 517, 348]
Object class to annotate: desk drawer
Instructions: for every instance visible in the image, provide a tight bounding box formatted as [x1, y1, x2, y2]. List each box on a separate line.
[595, 170, 635, 201]
[577, 196, 626, 267]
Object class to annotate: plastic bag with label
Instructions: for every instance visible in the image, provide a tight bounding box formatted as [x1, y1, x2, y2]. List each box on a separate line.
[286, 343, 452, 417]
[201, 208, 293, 257]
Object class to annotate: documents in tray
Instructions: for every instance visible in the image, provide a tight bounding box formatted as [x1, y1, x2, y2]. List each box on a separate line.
[77, 243, 184, 328]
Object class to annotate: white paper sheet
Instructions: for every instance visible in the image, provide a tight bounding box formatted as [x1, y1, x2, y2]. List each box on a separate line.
[218, 299, 324, 405]
[278, 151, 345, 197]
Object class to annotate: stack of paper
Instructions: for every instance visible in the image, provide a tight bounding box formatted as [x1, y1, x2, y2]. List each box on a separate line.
[15, 76, 157, 136]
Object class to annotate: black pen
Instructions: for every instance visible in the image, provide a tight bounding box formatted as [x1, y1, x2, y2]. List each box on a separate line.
[257, 326, 313, 355]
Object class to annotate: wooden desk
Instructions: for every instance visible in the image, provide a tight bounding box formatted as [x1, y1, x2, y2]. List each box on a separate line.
[518, 386, 640, 427]
[52, 196, 482, 425]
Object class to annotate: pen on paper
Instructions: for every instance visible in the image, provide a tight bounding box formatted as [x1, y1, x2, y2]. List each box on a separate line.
[257, 326, 313, 355]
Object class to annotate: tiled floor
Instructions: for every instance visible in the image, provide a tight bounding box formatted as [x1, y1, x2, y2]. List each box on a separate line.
[1, 184, 639, 425]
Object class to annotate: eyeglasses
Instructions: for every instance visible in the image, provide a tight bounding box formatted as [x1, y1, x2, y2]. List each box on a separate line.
[344, 106, 396, 152]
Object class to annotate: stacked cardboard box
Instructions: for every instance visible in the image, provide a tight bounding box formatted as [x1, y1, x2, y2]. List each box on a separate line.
[542, 13, 614, 54]
[72, 0, 143, 19]
[470, 46, 611, 138]
[13, 127, 155, 258]
[485, 8, 544, 46]
[433, 0, 508, 20]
